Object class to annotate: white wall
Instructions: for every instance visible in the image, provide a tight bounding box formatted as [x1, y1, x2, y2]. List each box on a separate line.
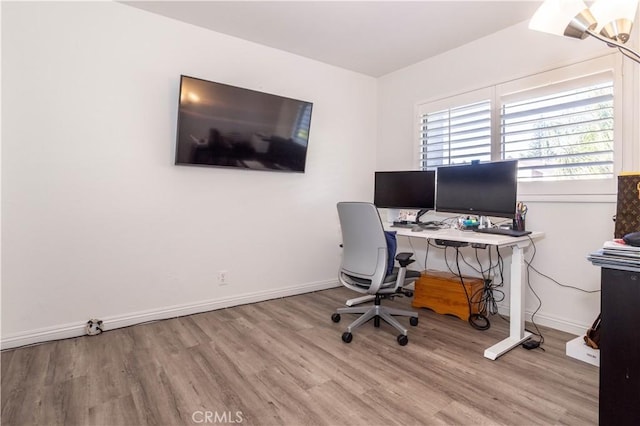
[3, 2, 639, 348]
[378, 20, 640, 336]
[1, 1, 377, 347]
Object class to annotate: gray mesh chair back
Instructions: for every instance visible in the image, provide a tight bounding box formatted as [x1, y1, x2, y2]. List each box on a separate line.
[337, 202, 388, 294]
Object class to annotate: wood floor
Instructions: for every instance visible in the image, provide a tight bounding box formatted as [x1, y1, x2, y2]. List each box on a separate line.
[1, 287, 598, 425]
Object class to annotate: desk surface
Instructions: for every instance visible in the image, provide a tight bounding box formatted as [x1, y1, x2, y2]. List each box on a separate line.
[386, 226, 544, 247]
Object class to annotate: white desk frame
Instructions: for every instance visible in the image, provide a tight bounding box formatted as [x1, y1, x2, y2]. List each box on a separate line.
[386, 226, 544, 360]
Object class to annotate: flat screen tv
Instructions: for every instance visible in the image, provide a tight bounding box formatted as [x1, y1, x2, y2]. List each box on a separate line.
[374, 170, 436, 210]
[175, 75, 313, 172]
[435, 160, 518, 218]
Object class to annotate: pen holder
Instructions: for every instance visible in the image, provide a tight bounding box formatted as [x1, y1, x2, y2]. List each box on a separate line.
[513, 216, 525, 231]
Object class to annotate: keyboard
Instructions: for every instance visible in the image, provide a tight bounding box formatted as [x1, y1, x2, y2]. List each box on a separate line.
[473, 227, 531, 237]
[419, 221, 443, 226]
[391, 222, 414, 229]
[392, 221, 443, 230]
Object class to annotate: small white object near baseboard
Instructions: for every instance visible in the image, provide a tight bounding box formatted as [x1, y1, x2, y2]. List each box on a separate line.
[566, 335, 600, 367]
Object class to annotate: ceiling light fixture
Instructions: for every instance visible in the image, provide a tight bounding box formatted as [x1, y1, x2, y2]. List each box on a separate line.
[529, 0, 640, 64]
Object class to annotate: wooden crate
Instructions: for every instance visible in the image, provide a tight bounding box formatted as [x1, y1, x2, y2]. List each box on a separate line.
[412, 270, 484, 321]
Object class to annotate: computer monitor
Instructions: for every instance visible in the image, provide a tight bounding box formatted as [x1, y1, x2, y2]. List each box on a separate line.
[374, 170, 436, 220]
[435, 160, 518, 219]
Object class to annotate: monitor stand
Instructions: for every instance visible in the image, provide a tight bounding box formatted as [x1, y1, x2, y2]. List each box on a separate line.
[416, 209, 431, 224]
[386, 208, 434, 226]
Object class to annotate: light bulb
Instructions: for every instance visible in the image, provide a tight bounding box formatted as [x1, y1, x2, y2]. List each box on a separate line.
[590, 0, 639, 43]
[529, 0, 595, 39]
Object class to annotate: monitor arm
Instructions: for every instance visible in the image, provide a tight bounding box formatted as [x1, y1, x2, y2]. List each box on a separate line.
[415, 209, 431, 223]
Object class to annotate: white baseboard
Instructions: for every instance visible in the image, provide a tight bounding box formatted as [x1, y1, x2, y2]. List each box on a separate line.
[1, 279, 340, 350]
[497, 303, 589, 337]
[527, 312, 589, 337]
[3, 283, 590, 351]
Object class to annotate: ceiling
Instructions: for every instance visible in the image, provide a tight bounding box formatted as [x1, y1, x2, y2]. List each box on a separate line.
[123, 1, 543, 77]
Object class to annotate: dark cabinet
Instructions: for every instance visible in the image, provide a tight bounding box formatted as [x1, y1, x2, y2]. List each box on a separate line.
[600, 267, 640, 425]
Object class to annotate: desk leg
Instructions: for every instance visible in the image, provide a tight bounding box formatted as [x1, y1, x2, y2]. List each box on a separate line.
[484, 244, 532, 360]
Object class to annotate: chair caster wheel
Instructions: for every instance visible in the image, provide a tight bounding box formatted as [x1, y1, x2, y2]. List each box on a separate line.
[397, 334, 408, 346]
[342, 332, 353, 343]
[410, 316, 419, 326]
[331, 313, 341, 323]
[405, 290, 414, 298]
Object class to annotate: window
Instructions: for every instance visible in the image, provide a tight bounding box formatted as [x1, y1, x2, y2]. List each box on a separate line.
[417, 55, 621, 199]
[292, 103, 313, 145]
[419, 99, 491, 169]
[501, 76, 614, 182]
[418, 87, 493, 170]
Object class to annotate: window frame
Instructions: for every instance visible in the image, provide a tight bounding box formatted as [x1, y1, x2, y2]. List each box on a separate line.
[415, 54, 624, 203]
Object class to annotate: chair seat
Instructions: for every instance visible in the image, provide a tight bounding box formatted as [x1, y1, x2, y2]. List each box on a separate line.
[342, 268, 421, 288]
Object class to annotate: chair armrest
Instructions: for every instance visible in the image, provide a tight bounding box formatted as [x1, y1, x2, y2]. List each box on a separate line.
[395, 252, 415, 268]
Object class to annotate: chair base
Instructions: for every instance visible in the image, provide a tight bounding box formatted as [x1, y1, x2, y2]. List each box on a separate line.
[345, 294, 376, 306]
[336, 303, 418, 337]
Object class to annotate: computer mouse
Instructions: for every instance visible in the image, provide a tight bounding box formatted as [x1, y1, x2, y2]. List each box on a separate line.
[411, 226, 423, 232]
[623, 231, 640, 247]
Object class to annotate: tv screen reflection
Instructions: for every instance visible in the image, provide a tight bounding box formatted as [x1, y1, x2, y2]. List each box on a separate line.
[175, 75, 313, 173]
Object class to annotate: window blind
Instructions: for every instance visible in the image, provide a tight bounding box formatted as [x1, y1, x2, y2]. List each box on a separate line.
[419, 100, 492, 170]
[293, 103, 313, 145]
[501, 81, 614, 181]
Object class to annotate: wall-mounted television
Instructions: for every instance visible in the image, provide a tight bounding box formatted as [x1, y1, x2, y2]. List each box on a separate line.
[175, 75, 313, 172]
[435, 160, 518, 218]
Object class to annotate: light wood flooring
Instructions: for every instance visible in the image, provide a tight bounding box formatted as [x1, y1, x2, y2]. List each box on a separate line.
[1, 287, 599, 425]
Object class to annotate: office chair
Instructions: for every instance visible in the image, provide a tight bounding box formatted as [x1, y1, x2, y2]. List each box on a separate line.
[331, 202, 420, 345]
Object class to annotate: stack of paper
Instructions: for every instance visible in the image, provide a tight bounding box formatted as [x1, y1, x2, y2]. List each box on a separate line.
[602, 240, 640, 258]
[588, 240, 640, 269]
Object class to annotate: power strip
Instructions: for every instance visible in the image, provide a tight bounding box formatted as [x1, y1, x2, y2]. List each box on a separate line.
[522, 340, 540, 350]
[434, 239, 469, 248]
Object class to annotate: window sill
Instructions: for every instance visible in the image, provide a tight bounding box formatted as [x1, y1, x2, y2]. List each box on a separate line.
[517, 193, 616, 203]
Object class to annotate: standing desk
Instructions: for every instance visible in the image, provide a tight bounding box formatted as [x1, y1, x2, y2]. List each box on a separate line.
[387, 226, 544, 360]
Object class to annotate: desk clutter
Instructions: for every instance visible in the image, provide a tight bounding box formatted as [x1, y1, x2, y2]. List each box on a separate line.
[514, 201, 527, 231]
[412, 271, 483, 321]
